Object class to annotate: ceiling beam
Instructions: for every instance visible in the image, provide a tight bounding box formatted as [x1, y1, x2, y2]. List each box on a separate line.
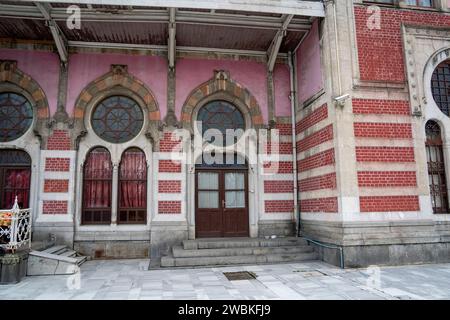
[34, 2, 68, 63]
[267, 14, 293, 72]
[168, 7, 176, 69]
[0, 4, 312, 32]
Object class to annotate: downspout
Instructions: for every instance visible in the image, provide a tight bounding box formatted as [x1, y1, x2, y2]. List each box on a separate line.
[287, 51, 299, 237]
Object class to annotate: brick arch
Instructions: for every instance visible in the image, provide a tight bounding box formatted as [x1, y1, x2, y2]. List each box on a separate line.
[73, 64, 160, 122]
[180, 70, 263, 129]
[0, 60, 50, 120]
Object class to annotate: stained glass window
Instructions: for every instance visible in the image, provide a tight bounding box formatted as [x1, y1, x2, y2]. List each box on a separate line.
[431, 60, 450, 117]
[0, 92, 33, 142]
[197, 100, 245, 146]
[91, 96, 144, 143]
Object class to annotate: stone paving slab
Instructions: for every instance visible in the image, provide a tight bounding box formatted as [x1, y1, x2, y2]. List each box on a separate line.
[1, 259, 450, 300]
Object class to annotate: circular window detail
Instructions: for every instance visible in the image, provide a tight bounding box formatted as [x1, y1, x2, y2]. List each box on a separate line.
[0, 92, 33, 142]
[431, 60, 450, 116]
[91, 96, 144, 144]
[197, 100, 245, 146]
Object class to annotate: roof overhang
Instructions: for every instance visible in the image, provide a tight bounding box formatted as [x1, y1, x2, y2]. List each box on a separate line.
[25, 0, 325, 17]
[0, 0, 324, 65]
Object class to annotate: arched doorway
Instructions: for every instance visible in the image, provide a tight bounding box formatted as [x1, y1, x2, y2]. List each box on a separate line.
[0, 149, 31, 209]
[195, 153, 249, 238]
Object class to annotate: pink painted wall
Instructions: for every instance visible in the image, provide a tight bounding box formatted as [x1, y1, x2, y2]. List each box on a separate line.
[0, 48, 59, 116]
[273, 64, 291, 117]
[296, 19, 323, 105]
[175, 58, 268, 122]
[67, 53, 167, 117]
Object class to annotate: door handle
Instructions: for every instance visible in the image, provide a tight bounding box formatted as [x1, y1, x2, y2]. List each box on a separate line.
[222, 199, 226, 208]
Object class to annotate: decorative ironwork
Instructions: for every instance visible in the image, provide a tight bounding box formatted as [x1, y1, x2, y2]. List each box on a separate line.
[91, 95, 144, 143]
[425, 120, 448, 214]
[0, 92, 33, 142]
[0, 196, 32, 253]
[197, 100, 245, 146]
[431, 60, 450, 116]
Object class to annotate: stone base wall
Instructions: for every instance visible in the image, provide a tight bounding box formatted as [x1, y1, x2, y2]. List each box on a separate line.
[258, 220, 296, 237]
[74, 240, 150, 259]
[302, 219, 450, 268]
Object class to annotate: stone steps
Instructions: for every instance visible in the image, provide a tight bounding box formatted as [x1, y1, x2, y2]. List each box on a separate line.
[173, 245, 314, 258]
[182, 237, 308, 250]
[27, 245, 87, 276]
[160, 237, 318, 268]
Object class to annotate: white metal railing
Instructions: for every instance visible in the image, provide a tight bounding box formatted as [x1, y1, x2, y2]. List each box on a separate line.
[0, 197, 32, 253]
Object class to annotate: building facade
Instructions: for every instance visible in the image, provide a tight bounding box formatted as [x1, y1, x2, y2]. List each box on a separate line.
[0, 0, 450, 267]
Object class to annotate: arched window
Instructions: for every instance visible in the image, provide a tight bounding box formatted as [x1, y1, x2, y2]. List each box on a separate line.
[118, 148, 147, 224]
[431, 60, 450, 116]
[426, 120, 448, 214]
[91, 95, 144, 143]
[0, 92, 33, 142]
[82, 147, 112, 224]
[0, 150, 31, 209]
[197, 100, 245, 146]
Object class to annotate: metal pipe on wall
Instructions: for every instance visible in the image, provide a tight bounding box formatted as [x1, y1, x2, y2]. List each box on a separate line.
[287, 51, 299, 236]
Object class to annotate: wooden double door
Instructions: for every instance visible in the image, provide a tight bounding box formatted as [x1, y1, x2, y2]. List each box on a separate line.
[195, 169, 249, 238]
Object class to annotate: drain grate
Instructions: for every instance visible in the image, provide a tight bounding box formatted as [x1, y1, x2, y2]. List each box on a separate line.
[223, 271, 257, 281]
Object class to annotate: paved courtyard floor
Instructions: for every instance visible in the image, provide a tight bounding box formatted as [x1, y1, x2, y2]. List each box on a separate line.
[1, 259, 450, 300]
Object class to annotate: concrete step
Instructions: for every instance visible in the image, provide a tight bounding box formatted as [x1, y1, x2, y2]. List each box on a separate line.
[27, 245, 88, 275]
[58, 249, 77, 258]
[172, 245, 314, 258]
[42, 245, 67, 255]
[182, 237, 308, 250]
[161, 251, 318, 267]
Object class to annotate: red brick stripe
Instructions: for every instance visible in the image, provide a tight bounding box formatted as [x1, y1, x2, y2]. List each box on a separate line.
[297, 124, 333, 152]
[44, 179, 69, 193]
[42, 200, 68, 214]
[264, 200, 294, 213]
[264, 180, 294, 193]
[298, 148, 335, 172]
[47, 130, 71, 150]
[45, 158, 70, 171]
[158, 160, 182, 173]
[158, 180, 182, 193]
[159, 132, 182, 152]
[299, 173, 336, 192]
[356, 146, 415, 162]
[358, 171, 417, 187]
[360, 196, 419, 212]
[352, 99, 410, 115]
[158, 201, 181, 214]
[296, 103, 328, 133]
[300, 197, 338, 213]
[354, 122, 412, 139]
[263, 161, 293, 174]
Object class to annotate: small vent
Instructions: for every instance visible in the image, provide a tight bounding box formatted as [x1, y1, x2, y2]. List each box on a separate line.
[223, 271, 256, 281]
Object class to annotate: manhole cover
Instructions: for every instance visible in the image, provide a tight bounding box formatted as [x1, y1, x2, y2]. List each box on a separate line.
[223, 271, 257, 281]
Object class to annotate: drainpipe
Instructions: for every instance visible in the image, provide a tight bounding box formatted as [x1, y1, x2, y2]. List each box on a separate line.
[287, 51, 299, 237]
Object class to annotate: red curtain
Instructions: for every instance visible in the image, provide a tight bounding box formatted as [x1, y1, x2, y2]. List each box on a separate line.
[119, 149, 147, 208]
[2, 169, 30, 209]
[83, 148, 112, 209]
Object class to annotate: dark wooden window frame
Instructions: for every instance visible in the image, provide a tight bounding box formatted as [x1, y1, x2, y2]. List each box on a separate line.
[0, 150, 31, 210]
[426, 121, 449, 214]
[117, 147, 147, 225]
[81, 147, 113, 225]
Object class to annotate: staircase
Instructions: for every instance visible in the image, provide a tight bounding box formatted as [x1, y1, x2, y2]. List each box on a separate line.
[27, 245, 88, 276]
[160, 237, 318, 268]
